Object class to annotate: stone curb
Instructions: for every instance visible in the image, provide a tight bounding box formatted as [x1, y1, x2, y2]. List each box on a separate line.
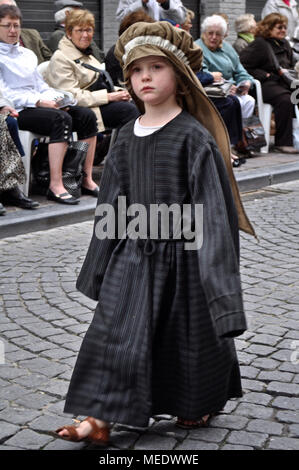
[1, 160, 299, 239]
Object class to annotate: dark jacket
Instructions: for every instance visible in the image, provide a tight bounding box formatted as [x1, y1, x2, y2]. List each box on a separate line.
[240, 36, 295, 84]
[105, 44, 123, 86]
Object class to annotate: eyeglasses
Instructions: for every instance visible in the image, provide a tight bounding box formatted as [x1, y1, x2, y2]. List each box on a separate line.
[73, 27, 94, 34]
[275, 24, 287, 30]
[0, 23, 21, 30]
[206, 31, 223, 38]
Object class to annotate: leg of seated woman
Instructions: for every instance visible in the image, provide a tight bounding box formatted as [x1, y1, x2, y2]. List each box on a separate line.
[211, 95, 243, 145]
[17, 107, 73, 195]
[81, 136, 97, 190]
[236, 94, 255, 118]
[100, 101, 140, 129]
[67, 106, 98, 191]
[48, 141, 69, 195]
[262, 85, 293, 146]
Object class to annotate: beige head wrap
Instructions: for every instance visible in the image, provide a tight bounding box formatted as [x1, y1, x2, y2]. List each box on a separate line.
[114, 21, 255, 237]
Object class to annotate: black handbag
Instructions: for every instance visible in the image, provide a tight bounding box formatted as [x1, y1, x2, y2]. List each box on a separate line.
[31, 141, 89, 198]
[236, 115, 267, 152]
[74, 59, 115, 92]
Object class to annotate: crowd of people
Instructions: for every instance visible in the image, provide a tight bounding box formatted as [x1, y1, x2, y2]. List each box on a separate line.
[1, 0, 299, 216]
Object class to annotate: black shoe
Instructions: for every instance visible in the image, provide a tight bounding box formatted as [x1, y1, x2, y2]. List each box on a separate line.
[1, 187, 39, 209]
[232, 159, 241, 167]
[47, 188, 80, 205]
[0, 202, 6, 215]
[81, 185, 99, 197]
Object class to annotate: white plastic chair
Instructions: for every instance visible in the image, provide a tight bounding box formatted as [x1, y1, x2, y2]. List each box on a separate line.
[18, 130, 44, 196]
[254, 79, 273, 153]
[19, 130, 78, 196]
[37, 61, 50, 79]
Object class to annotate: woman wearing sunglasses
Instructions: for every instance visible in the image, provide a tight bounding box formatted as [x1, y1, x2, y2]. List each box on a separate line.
[240, 13, 298, 153]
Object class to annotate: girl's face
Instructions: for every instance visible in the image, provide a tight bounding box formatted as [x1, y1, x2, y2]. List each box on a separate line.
[130, 56, 177, 107]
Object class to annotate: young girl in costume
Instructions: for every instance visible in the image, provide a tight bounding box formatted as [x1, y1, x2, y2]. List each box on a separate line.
[53, 21, 254, 445]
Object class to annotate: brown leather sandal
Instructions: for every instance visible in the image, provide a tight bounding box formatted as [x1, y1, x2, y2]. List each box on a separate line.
[176, 414, 214, 429]
[53, 417, 109, 445]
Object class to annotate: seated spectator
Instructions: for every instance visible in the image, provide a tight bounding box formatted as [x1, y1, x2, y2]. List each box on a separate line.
[196, 70, 244, 164]
[105, 9, 155, 86]
[116, 0, 186, 24]
[240, 13, 298, 154]
[0, 4, 99, 204]
[233, 14, 257, 55]
[262, 0, 299, 39]
[45, 9, 139, 132]
[0, 91, 39, 212]
[195, 15, 255, 119]
[180, 8, 194, 33]
[49, 0, 105, 62]
[0, 0, 52, 64]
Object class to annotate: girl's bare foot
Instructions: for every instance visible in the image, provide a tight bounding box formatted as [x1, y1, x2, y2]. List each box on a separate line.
[57, 417, 108, 440]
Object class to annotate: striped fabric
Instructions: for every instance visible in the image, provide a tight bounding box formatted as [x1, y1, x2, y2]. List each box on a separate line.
[64, 111, 246, 426]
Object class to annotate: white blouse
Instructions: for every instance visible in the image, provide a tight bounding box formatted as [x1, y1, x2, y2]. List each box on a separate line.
[0, 42, 63, 111]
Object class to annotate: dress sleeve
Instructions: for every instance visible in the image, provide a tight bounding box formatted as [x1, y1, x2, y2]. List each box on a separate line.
[76, 152, 121, 300]
[190, 139, 247, 338]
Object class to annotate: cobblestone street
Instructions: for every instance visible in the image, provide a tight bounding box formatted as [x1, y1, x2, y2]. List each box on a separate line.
[0, 180, 299, 451]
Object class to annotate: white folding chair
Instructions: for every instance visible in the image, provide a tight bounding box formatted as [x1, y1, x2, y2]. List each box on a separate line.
[254, 79, 273, 153]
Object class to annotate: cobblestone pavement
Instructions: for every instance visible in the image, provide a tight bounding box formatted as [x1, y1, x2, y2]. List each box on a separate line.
[0, 180, 299, 451]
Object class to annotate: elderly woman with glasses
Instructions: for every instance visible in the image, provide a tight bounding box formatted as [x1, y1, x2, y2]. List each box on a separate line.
[195, 15, 255, 120]
[45, 9, 139, 134]
[240, 13, 298, 153]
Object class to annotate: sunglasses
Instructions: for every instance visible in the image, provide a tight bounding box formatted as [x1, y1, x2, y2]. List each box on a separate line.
[275, 24, 287, 30]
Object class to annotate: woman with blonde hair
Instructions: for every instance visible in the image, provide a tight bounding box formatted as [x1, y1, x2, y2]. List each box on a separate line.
[233, 13, 257, 55]
[45, 9, 139, 133]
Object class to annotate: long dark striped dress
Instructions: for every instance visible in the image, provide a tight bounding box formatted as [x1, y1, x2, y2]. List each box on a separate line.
[64, 110, 247, 426]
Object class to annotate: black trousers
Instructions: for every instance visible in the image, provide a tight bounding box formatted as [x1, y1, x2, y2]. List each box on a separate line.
[211, 95, 243, 146]
[261, 80, 294, 146]
[100, 101, 140, 129]
[17, 106, 98, 143]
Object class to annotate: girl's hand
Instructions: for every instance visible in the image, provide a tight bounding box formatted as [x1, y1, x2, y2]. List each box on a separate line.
[108, 91, 131, 102]
[36, 100, 59, 108]
[0, 105, 18, 117]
